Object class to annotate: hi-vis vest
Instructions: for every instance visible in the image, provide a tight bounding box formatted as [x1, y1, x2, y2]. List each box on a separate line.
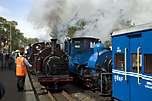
[16, 56, 27, 76]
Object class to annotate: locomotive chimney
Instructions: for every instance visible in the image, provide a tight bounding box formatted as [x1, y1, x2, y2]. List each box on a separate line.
[51, 39, 57, 54]
[51, 39, 57, 45]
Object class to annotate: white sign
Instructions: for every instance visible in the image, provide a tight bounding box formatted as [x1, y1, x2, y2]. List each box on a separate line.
[117, 47, 121, 53]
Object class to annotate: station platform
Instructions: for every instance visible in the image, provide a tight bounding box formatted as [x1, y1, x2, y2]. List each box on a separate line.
[0, 70, 37, 101]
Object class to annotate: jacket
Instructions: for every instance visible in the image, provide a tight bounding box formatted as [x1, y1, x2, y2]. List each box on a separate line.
[16, 56, 27, 76]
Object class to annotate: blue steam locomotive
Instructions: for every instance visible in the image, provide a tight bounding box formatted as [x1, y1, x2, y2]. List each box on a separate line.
[65, 37, 112, 90]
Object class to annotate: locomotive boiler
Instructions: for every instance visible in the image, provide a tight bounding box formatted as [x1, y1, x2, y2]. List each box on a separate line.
[86, 43, 112, 91]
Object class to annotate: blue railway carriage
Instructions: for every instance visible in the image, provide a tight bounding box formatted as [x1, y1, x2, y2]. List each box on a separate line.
[112, 24, 152, 101]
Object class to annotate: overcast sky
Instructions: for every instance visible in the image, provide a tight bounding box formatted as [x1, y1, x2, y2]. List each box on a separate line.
[0, 0, 43, 39]
[1, 0, 152, 41]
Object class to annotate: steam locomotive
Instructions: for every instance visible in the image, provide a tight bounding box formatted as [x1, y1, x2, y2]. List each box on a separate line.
[29, 37, 111, 92]
[29, 39, 73, 89]
[65, 37, 112, 91]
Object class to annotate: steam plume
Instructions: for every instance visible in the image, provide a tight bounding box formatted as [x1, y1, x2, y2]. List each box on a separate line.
[29, 0, 152, 41]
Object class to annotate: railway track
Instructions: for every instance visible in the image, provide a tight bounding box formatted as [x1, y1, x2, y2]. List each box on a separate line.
[28, 70, 51, 101]
[63, 84, 112, 101]
[48, 90, 77, 101]
[28, 70, 77, 101]
[28, 70, 111, 101]
[28, 70, 41, 101]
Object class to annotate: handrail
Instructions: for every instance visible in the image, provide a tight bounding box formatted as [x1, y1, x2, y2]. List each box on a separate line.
[100, 73, 112, 95]
[124, 48, 127, 80]
[137, 47, 141, 84]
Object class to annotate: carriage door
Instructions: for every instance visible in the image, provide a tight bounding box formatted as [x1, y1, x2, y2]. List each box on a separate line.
[112, 35, 130, 101]
[128, 33, 143, 101]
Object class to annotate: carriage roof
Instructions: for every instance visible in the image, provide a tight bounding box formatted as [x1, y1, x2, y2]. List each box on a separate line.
[112, 23, 152, 36]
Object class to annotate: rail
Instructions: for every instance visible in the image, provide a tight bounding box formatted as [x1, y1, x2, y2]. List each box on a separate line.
[48, 91, 56, 101]
[27, 68, 40, 101]
[48, 90, 76, 101]
[61, 90, 76, 101]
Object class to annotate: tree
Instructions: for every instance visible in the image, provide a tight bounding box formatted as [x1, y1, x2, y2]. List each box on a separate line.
[66, 19, 86, 38]
[104, 40, 112, 49]
[67, 26, 77, 38]
[0, 16, 39, 52]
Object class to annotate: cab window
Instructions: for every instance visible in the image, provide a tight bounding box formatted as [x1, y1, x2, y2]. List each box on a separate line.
[90, 42, 96, 48]
[74, 41, 80, 48]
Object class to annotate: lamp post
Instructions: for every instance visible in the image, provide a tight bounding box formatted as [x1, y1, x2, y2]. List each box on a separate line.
[9, 21, 17, 53]
[9, 23, 12, 53]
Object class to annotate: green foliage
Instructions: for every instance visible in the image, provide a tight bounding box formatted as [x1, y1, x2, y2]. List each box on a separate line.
[0, 16, 39, 52]
[76, 20, 86, 29]
[104, 40, 112, 49]
[67, 19, 86, 38]
[67, 26, 77, 38]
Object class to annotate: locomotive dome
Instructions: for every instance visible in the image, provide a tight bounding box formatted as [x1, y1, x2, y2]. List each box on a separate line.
[95, 43, 104, 48]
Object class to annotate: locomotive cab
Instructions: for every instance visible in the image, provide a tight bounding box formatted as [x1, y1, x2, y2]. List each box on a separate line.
[66, 37, 99, 75]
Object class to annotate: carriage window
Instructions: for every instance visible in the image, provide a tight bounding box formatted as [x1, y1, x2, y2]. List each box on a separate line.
[131, 54, 142, 72]
[74, 41, 80, 48]
[144, 54, 152, 74]
[115, 53, 124, 70]
[90, 42, 96, 48]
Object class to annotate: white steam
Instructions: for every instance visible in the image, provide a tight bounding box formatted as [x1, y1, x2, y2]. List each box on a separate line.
[29, 0, 152, 42]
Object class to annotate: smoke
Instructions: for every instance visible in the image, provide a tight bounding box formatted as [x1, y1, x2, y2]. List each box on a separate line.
[28, 0, 68, 39]
[129, 0, 152, 25]
[59, 0, 132, 41]
[29, 0, 152, 42]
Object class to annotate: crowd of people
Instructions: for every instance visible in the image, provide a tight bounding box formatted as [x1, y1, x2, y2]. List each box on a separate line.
[0, 51, 18, 99]
[0, 52, 16, 71]
[0, 46, 32, 99]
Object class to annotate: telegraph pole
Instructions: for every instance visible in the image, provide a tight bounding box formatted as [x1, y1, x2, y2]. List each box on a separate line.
[9, 23, 12, 53]
[9, 21, 17, 53]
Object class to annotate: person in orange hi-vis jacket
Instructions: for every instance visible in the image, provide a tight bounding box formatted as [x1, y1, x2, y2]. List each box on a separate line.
[16, 50, 32, 91]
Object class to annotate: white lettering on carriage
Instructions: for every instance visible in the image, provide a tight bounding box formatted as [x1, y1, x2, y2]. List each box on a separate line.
[114, 75, 123, 82]
[147, 81, 152, 85]
[116, 47, 121, 53]
[145, 81, 152, 89]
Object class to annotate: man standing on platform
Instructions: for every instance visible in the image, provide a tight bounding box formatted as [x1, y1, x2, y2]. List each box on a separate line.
[16, 48, 32, 91]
